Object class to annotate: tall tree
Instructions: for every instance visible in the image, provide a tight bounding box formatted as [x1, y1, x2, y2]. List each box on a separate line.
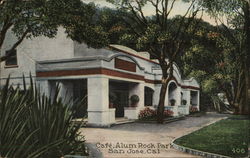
[181, 21, 236, 112]
[201, 0, 250, 114]
[0, 0, 109, 62]
[107, 0, 203, 122]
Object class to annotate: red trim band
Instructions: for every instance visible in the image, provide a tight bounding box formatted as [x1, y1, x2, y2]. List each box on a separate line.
[37, 68, 144, 81]
[37, 68, 199, 90]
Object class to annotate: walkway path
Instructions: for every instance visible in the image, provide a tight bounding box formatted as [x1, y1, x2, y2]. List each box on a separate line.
[79, 113, 228, 158]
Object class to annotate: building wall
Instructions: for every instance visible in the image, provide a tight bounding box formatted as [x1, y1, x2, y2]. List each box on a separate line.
[0, 28, 199, 124]
[74, 42, 112, 58]
[0, 27, 74, 87]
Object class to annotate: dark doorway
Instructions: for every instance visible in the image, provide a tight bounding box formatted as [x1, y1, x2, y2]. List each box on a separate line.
[191, 91, 198, 106]
[144, 87, 154, 106]
[72, 79, 87, 118]
[109, 80, 129, 118]
[114, 91, 129, 117]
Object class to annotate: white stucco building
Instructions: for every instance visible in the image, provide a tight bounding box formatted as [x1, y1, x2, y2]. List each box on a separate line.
[0, 28, 200, 126]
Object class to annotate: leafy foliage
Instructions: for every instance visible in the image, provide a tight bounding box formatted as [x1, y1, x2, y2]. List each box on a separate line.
[182, 0, 250, 114]
[106, 0, 203, 123]
[0, 0, 109, 61]
[130, 94, 140, 105]
[0, 77, 87, 158]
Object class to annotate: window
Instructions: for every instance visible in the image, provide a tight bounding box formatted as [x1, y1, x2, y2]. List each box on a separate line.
[5, 49, 17, 67]
[144, 87, 154, 106]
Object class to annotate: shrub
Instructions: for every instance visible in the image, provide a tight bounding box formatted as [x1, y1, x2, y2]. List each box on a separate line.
[163, 109, 174, 117]
[182, 99, 187, 105]
[170, 99, 176, 106]
[138, 108, 173, 120]
[130, 95, 139, 107]
[0, 77, 88, 158]
[190, 106, 199, 113]
[138, 107, 156, 120]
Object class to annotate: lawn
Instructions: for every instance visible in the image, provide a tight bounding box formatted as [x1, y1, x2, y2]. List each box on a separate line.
[174, 115, 250, 158]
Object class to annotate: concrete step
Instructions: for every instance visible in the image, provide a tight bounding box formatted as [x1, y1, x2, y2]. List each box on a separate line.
[114, 117, 135, 125]
[115, 117, 129, 122]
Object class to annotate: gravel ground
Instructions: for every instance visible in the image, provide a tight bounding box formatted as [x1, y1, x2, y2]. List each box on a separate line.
[80, 112, 229, 158]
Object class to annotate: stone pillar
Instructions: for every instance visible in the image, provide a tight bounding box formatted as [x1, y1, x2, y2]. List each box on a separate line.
[38, 80, 50, 97]
[87, 76, 111, 126]
[153, 84, 161, 107]
[125, 82, 144, 119]
[37, 80, 58, 102]
[186, 90, 191, 107]
[182, 90, 190, 115]
[176, 87, 182, 106]
[129, 82, 144, 109]
[165, 84, 169, 106]
[197, 91, 200, 111]
[58, 81, 73, 106]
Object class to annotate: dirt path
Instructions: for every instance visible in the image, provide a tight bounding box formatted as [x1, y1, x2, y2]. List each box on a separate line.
[80, 113, 228, 158]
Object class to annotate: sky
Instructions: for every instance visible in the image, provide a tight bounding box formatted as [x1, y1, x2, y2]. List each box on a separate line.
[84, 0, 217, 25]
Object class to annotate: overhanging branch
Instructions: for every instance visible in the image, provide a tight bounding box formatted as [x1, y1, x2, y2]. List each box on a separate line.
[0, 29, 29, 62]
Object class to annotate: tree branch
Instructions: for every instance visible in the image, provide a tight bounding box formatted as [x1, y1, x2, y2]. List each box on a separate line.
[166, 0, 177, 18]
[135, 0, 148, 24]
[0, 17, 13, 50]
[127, 2, 147, 26]
[148, 0, 162, 24]
[172, 0, 196, 41]
[0, 29, 29, 62]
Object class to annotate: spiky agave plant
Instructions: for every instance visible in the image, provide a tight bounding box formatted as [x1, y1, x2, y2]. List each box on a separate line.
[0, 76, 88, 158]
[0, 77, 37, 158]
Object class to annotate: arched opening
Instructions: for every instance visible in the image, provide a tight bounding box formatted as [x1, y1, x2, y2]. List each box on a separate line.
[144, 87, 154, 106]
[168, 82, 178, 106]
[191, 91, 198, 106]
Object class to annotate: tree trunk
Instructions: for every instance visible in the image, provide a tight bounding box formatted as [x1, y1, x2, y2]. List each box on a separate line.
[238, 0, 250, 115]
[236, 67, 247, 114]
[243, 1, 250, 114]
[157, 77, 171, 123]
[157, 62, 173, 123]
[247, 68, 250, 114]
[244, 67, 249, 114]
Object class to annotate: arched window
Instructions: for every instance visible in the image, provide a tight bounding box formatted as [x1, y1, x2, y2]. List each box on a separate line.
[168, 82, 177, 106]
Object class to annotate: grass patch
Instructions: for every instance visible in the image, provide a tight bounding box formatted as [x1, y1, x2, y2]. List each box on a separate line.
[174, 115, 249, 158]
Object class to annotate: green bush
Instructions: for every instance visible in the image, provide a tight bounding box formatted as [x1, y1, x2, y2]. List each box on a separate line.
[182, 99, 187, 105]
[130, 95, 139, 106]
[170, 99, 176, 106]
[0, 77, 88, 158]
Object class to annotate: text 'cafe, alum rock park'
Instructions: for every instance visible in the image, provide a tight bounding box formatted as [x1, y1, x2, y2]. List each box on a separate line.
[0, 28, 200, 127]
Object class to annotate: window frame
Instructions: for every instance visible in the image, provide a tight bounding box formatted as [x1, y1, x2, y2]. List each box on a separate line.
[5, 49, 18, 68]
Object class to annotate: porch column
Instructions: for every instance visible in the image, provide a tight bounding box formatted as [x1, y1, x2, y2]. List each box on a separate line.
[129, 83, 144, 108]
[197, 91, 200, 110]
[186, 90, 191, 107]
[175, 87, 182, 106]
[153, 84, 161, 106]
[182, 90, 191, 115]
[87, 76, 111, 126]
[165, 85, 169, 106]
[126, 82, 144, 119]
[38, 80, 50, 97]
[58, 81, 73, 106]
